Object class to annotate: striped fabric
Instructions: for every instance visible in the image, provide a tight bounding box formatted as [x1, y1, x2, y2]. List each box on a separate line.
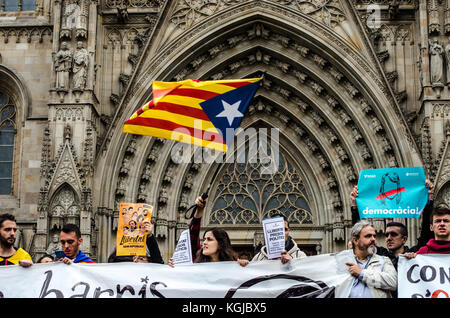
[123, 78, 262, 152]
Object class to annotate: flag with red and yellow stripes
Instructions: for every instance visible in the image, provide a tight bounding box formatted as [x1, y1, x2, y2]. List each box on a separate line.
[123, 78, 262, 152]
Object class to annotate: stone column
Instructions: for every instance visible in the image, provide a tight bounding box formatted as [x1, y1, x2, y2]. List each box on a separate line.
[51, 0, 63, 89]
[419, 0, 431, 87]
[445, 0, 450, 34]
[87, 0, 98, 91]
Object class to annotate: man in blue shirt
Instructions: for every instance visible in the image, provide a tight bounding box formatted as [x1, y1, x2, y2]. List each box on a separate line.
[58, 224, 94, 264]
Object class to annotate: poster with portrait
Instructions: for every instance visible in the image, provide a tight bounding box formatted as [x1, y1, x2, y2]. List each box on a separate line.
[116, 203, 153, 256]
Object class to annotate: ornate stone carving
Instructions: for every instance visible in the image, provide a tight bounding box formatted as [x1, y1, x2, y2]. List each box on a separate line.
[116, 177, 126, 197]
[430, 40, 444, 88]
[119, 156, 130, 176]
[159, 186, 168, 204]
[117, 5, 129, 23]
[327, 171, 337, 190]
[210, 149, 313, 225]
[169, 0, 346, 31]
[428, 0, 440, 35]
[333, 212, 344, 241]
[0, 27, 52, 44]
[178, 191, 189, 211]
[52, 147, 79, 192]
[49, 184, 81, 229]
[72, 41, 89, 91]
[376, 50, 390, 64]
[55, 41, 73, 92]
[105, 0, 162, 8]
[45, 233, 60, 255]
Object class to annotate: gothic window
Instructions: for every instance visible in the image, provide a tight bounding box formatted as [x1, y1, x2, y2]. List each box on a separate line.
[49, 184, 81, 228]
[0, 92, 16, 195]
[209, 145, 313, 225]
[2, 0, 35, 12]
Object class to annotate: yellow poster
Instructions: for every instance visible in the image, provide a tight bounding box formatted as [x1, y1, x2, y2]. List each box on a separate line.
[116, 203, 153, 256]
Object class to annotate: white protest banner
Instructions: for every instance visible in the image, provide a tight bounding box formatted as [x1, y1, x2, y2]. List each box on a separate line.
[0, 253, 353, 298]
[398, 254, 450, 298]
[262, 216, 285, 259]
[172, 229, 193, 265]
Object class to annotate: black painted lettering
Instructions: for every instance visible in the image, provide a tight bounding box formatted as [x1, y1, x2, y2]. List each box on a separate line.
[70, 282, 90, 298]
[420, 266, 436, 282]
[440, 267, 450, 284]
[150, 282, 167, 298]
[93, 287, 114, 298]
[406, 264, 420, 284]
[116, 285, 135, 298]
[39, 270, 64, 298]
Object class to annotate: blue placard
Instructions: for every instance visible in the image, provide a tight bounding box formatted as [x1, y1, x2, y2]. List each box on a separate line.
[356, 167, 428, 219]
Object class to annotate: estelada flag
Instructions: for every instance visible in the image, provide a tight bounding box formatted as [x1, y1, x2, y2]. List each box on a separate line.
[123, 78, 262, 152]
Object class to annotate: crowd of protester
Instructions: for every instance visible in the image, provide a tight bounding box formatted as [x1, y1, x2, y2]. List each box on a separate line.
[1, 179, 449, 298]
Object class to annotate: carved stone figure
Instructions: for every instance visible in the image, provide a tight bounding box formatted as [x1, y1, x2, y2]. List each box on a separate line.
[13, 228, 23, 250]
[63, 0, 82, 30]
[46, 233, 60, 255]
[445, 39, 450, 85]
[72, 41, 89, 90]
[55, 42, 73, 91]
[429, 39, 444, 87]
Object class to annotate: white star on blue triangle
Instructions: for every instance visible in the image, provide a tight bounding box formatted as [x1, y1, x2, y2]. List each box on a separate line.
[216, 100, 243, 126]
[200, 81, 260, 145]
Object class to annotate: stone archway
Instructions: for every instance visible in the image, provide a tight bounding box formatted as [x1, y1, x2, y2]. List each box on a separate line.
[95, 2, 422, 261]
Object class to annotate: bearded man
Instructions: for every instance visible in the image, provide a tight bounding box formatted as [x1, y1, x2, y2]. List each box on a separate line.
[0, 213, 33, 267]
[345, 221, 397, 298]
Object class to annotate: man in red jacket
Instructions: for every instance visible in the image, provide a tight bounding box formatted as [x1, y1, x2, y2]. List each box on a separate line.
[405, 204, 450, 257]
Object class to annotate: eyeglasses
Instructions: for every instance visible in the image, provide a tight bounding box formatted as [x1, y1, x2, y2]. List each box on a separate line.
[285, 228, 289, 231]
[384, 232, 400, 238]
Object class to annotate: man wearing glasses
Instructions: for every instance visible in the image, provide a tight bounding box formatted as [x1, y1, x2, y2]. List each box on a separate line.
[349, 180, 435, 270]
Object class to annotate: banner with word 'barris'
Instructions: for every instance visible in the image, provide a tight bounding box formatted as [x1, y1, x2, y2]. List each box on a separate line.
[0, 254, 354, 298]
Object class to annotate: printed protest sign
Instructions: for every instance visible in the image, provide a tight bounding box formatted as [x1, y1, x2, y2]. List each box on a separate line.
[116, 203, 153, 256]
[172, 229, 193, 265]
[398, 254, 450, 298]
[262, 216, 285, 259]
[356, 167, 428, 219]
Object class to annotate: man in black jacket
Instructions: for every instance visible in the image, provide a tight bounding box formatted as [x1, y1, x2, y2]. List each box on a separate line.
[349, 179, 435, 270]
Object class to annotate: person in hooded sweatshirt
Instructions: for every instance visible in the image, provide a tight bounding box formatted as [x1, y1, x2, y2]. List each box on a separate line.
[250, 214, 307, 264]
[405, 204, 450, 257]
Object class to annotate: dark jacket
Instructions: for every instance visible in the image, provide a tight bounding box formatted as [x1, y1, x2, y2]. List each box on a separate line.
[108, 234, 164, 264]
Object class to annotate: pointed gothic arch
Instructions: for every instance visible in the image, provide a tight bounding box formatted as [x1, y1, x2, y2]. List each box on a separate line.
[95, 2, 423, 260]
[0, 64, 31, 197]
[48, 182, 82, 230]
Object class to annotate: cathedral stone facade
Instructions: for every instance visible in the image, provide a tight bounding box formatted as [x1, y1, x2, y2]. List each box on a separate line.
[1, 0, 449, 262]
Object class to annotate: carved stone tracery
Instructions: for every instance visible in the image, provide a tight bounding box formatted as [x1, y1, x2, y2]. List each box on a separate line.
[170, 0, 347, 30]
[209, 147, 314, 225]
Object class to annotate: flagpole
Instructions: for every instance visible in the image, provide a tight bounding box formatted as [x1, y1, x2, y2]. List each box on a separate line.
[184, 155, 224, 219]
